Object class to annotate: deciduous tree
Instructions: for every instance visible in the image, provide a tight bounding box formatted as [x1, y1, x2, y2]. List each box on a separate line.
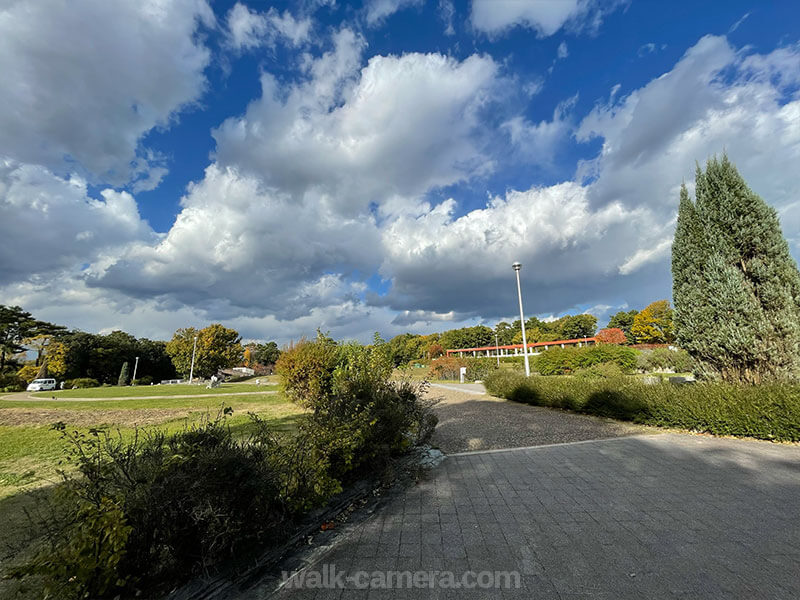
[245, 341, 281, 366]
[439, 326, 494, 351]
[631, 300, 674, 344]
[46, 341, 68, 378]
[494, 321, 516, 345]
[607, 310, 638, 343]
[557, 314, 597, 339]
[17, 364, 38, 383]
[596, 328, 627, 344]
[166, 324, 243, 379]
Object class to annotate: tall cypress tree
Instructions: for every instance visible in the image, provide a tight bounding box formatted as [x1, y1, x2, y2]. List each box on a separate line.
[118, 361, 130, 387]
[672, 155, 800, 383]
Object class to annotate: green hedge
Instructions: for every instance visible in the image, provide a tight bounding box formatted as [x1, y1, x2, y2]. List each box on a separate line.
[447, 345, 639, 375]
[483, 370, 800, 441]
[532, 345, 638, 375]
[491, 346, 691, 375]
[636, 348, 693, 373]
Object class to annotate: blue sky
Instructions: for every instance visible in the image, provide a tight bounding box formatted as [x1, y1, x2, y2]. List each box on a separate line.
[1, 0, 799, 343]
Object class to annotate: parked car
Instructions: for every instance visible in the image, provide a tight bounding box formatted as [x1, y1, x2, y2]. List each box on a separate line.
[27, 378, 57, 391]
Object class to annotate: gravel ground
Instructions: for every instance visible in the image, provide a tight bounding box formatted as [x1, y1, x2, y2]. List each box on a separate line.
[426, 385, 650, 453]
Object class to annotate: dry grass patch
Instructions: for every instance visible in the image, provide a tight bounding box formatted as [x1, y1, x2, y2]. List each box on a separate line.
[0, 408, 195, 427]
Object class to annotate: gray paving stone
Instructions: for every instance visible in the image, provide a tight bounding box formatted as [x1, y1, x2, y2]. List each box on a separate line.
[260, 434, 800, 599]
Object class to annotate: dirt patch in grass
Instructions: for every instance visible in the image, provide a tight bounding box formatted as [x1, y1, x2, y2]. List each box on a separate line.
[0, 408, 202, 427]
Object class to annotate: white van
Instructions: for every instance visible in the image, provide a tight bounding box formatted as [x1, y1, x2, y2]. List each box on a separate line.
[27, 378, 57, 391]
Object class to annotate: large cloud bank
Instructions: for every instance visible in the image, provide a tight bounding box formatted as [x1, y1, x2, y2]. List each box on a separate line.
[1, 0, 799, 343]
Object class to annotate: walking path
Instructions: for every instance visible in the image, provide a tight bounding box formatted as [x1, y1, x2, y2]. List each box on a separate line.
[428, 384, 647, 453]
[231, 385, 800, 599]
[267, 433, 800, 599]
[428, 382, 486, 395]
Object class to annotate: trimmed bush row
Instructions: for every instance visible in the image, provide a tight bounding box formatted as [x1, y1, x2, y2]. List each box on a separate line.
[430, 345, 693, 380]
[483, 370, 800, 442]
[636, 348, 693, 373]
[532, 345, 637, 375]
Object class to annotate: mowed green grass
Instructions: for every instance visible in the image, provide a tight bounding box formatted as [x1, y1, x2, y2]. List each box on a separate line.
[0, 392, 304, 500]
[30, 380, 278, 398]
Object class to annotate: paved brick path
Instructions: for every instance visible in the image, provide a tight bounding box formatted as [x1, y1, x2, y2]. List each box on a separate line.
[428, 385, 646, 453]
[266, 433, 800, 599]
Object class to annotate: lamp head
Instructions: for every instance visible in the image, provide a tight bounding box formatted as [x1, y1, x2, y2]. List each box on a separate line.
[512, 262, 521, 271]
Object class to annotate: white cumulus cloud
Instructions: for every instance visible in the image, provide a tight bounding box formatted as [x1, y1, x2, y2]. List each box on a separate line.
[471, 0, 620, 37]
[226, 3, 312, 50]
[365, 0, 424, 26]
[0, 159, 154, 284]
[371, 35, 800, 320]
[376, 182, 665, 317]
[87, 164, 381, 320]
[0, 0, 214, 188]
[578, 35, 800, 219]
[213, 30, 500, 213]
[3, 27, 800, 343]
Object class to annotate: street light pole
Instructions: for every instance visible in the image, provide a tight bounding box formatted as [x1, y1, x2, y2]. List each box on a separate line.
[132, 356, 139, 385]
[495, 333, 500, 367]
[189, 335, 198, 383]
[512, 262, 531, 377]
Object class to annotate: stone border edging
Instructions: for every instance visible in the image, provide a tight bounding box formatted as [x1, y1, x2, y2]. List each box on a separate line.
[447, 433, 664, 456]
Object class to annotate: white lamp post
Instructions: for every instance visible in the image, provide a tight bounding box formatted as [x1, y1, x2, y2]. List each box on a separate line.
[132, 356, 139, 385]
[189, 335, 198, 383]
[512, 262, 531, 377]
[495, 333, 500, 367]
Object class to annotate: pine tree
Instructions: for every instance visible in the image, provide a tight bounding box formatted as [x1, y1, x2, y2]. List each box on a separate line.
[672, 155, 800, 383]
[118, 361, 130, 386]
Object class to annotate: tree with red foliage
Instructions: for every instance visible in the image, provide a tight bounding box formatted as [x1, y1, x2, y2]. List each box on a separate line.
[428, 343, 444, 358]
[595, 328, 627, 345]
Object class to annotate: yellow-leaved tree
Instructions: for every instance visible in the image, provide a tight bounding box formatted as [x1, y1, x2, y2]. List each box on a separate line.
[165, 324, 243, 379]
[17, 364, 39, 383]
[45, 341, 68, 379]
[631, 300, 675, 344]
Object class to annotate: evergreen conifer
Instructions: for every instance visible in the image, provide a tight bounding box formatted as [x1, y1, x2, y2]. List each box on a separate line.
[118, 361, 130, 386]
[672, 155, 800, 382]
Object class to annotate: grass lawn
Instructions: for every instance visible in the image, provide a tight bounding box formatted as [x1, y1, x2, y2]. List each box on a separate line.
[0, 389, 306, 590]
[29, 381, 278, 399]
[0, 392, 303, 497]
